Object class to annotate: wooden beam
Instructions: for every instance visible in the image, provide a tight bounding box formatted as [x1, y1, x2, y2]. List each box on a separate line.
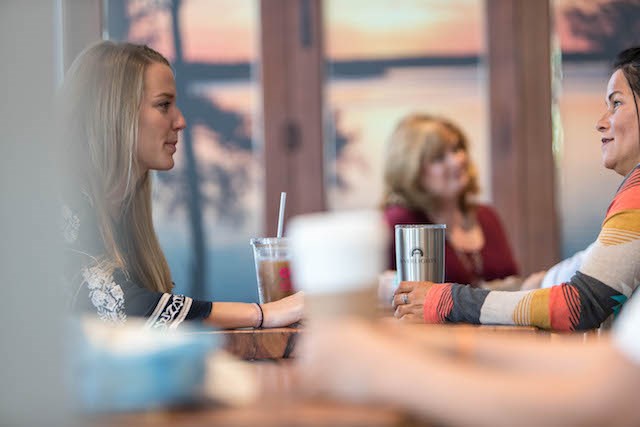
[486, 0, 560, 274]
[260, 0, 325, 236]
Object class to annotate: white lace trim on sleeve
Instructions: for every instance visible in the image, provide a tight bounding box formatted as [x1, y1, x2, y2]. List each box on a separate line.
[145, 294, 193, 330]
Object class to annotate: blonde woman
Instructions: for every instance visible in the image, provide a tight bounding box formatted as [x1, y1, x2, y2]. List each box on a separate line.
[383, 114, 518, 286]
[62, 41, 303, 329]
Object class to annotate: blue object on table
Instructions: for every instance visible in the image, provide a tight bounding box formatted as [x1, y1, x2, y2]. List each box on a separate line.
[68, 317, 219, 413]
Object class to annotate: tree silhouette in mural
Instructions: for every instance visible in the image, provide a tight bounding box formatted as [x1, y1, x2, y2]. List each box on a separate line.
[169, 0, 206, 299]
[565, 0, 640, 60]
[109, 0, 352, 297]
[108, 0, 253, 298]
[327, 111, 356, 190]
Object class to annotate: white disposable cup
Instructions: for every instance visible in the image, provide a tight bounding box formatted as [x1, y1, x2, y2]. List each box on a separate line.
[287, 210, 388, 320]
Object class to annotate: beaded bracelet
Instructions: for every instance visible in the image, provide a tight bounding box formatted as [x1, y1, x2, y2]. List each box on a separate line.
[254, 302, 264, 328]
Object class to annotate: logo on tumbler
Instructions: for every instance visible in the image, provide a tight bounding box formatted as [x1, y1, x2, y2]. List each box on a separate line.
[401, 247, 436, 264]
[411, 248, 424, 257]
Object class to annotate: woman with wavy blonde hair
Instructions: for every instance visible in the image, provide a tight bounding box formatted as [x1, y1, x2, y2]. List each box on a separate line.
[383, 113, 518, 286]
[62, 41, 302, 329]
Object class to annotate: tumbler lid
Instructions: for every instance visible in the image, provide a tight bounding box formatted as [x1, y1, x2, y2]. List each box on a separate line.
[394, 224, 446, 229]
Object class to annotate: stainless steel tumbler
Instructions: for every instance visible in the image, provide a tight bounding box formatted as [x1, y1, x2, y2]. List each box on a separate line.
[395, 224, 446, 282]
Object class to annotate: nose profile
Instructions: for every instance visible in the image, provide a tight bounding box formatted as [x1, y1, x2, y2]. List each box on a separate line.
[175, 108, 187, 131]
[595, 112, 609, 133]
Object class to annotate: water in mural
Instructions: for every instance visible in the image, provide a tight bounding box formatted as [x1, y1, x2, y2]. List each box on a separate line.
[107, 0, 261, 301]
[323, 0, 640, 258]
[554, 0, 640, 256]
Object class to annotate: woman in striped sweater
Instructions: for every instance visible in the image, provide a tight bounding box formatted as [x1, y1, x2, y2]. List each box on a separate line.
[393, 47, 640, 331]
[295, 47, 640, 427]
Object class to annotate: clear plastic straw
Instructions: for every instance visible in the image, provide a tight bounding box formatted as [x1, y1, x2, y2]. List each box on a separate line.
[277, 192, 287, 238]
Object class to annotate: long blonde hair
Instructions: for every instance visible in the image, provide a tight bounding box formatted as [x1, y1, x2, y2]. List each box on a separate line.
[62, 41, 173, 293]
[383, 113, 479, 215]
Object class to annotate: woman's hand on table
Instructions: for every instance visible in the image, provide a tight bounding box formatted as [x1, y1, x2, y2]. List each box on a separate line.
[392, 281, 434, 323]
[261, 291, 305, 328]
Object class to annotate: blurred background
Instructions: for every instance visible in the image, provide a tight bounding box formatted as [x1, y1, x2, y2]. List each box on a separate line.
[99, 0, 640, 302]
[5, 0, 640, 303]
[3, 1, 640, 424]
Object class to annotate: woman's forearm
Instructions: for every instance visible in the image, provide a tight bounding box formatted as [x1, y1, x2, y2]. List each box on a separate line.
[205, 292, 304, 329]
[378, 340, 619, 427]
[206, 302, 260, 329]
[300, 321, 640, 427]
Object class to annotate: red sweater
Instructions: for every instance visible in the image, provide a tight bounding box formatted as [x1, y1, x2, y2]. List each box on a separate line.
[384, 204, 519, 286]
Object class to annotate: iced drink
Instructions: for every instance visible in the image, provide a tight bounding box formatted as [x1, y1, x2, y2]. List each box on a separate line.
[257, 259, 293, 303]
[250, 237, 294, 304]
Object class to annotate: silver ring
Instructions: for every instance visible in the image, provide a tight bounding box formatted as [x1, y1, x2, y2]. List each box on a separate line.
[402, 294, 409, 305]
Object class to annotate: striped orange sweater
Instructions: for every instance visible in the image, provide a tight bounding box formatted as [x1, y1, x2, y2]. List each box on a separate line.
[422, 165, 640, 331]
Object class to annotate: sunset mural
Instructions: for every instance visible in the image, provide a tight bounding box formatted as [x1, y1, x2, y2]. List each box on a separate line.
[131, 0, 612, 63]
[325, 0, 484, 59]
[109, 0, 640, 301]
[323, 0, 489, 215]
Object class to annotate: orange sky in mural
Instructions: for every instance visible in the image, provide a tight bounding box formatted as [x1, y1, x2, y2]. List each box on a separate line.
[325, 0, 484, 60]
[130, 0, 601, 63]
[180, 0, 257, 63]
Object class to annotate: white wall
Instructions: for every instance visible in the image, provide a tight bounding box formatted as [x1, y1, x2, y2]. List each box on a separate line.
[0, 1, 100, 425]
[0, 1, 70, 426]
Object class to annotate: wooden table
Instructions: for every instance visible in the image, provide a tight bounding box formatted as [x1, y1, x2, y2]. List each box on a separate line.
[207, 321, 599, 360]
[88, 400, 419, 427]
[200, 326, 301, 360]
[87, 356, 423, 427]
[91, 322, 600, 426]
